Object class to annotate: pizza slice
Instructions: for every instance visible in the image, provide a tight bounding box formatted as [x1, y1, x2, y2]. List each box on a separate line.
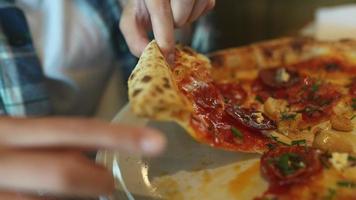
[128, 38, 356, 154]
[128, 41, 275, 153]
[152, 146, 356, 200]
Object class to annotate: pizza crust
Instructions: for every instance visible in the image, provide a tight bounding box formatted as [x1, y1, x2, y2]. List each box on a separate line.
[128, 41, 192, 121]
[209, 37, 356, 69]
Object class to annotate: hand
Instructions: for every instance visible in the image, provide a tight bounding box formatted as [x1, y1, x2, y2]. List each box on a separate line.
[0, 117, 165, 199]
[119, 0, 215, 60]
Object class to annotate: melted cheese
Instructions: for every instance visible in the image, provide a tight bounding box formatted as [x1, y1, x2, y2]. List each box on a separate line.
[330, 152, 349, 171]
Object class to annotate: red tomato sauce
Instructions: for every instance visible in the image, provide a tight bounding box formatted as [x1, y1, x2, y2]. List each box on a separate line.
[253, 74, 341, 123]
[256, 146, 323, 199]
[178, 76, 272, 152]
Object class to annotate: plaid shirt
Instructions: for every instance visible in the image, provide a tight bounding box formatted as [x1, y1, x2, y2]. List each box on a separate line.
[0, 0, 135, 117]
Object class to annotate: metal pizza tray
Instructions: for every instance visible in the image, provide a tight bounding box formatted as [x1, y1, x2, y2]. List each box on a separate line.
[96, 104, 259, 200]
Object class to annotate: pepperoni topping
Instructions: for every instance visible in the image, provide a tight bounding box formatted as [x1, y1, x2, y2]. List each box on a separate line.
[216, 83, 247, 105]
[260, 146, 322, 187]
[254, 75, 341, 123]
[259, 67, 300, 89]
[226, 106, 277, 131]
[178, 74, 270, 151]
[349, 78, 356, 98]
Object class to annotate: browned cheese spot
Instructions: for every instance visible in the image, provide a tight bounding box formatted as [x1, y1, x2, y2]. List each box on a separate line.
[156, 86, 164, 94]
[155, 106, 167, 112]
[262, 47, 273, 58]
[142, 75, 152, 83]
[209, 54, 224, 68]
[290, 38, 306, 53]
[132, 89, 142, 97]
[129, 73, 136, 80]
[162, 77, 171, 89]
[339, 38, 352, 43]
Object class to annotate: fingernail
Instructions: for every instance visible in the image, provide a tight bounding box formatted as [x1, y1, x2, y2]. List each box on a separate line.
[167, 53, 175, 65]
[140, 129, 166, 156]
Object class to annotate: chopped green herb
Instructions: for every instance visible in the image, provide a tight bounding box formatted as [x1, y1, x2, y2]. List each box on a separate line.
[307, 126, 312, 131]
[311, 83, 320, 93]
[352, 98, 356, 110]
[271, 153, 306, 176]
[348, 155, 356, 162]
[337, 181, 356, 188]
[323, 188, 337, 200]
[231, 127, 243, 139]
[223, 97, 229, 104]
[270, 136, 290, 146]
[310, 81, 321, 93]
[255, 95, 264, 103]
[280, 112, 297, 120]
[319, 99, 332, 106]
[267, 143, 276, 150]
[298, 106, 322, 116]
[292, 139, 307, 146]
[351, 115, 356, 120]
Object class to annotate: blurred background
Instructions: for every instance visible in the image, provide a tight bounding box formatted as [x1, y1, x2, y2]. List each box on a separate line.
[190, 0, 356, 52]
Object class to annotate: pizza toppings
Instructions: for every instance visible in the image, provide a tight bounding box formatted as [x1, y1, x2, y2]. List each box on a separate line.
[226, 106, 277, 131]
[258, 67, 300, 89]
[261, 146, 322, 194]
[337, 180, 356, 188]
[330, 152, 349, 171]
[330, 115, 353, 132]
[261, 146, 322, 187]
[215, 83, 247, 105]
[231, 126, 244, 140]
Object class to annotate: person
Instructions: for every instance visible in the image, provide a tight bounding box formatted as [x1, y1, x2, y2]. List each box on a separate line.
[0, 0, 215, 199]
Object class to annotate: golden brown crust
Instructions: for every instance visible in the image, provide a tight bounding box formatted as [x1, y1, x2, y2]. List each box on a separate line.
[209, 37, 356, 69]
[128, 41, 192, 121]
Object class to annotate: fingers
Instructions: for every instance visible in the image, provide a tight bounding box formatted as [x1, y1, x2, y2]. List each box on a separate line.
[144, 0, 175, 61]
[187, 0, 215, 23]
[0, 150, 114, 197]
[0, 192, 51, 200]
[119, 0, 150, 57]
[0, 117, 166, 156]
[171, 0, 195, 27]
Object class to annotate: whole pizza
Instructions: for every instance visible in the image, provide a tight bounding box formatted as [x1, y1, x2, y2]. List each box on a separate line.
[128, 38, 356, 200]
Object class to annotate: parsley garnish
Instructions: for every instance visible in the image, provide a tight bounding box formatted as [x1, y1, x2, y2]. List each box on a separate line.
[281, 112, 297, 120]
[267, 143, 276, 150]
[298, 106, 322, 116]
[323, 188, 337, 200]
[310, 80, 321, 93]
[337, 181, 356, 188]
[311, 82, 320, 93]
[271, 136, 290, 146]
[352, 98, 356, 110]
[255, 95, 264, 103]
[291, 139, 306, 146]
[351, 115, 356, 120]
[231, 127, 243, 139]
[271, 153, 306, 176]
[348, 155, 356, 162]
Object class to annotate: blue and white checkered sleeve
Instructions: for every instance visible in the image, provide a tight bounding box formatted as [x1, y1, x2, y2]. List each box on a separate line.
[0, 3, 51, 116]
